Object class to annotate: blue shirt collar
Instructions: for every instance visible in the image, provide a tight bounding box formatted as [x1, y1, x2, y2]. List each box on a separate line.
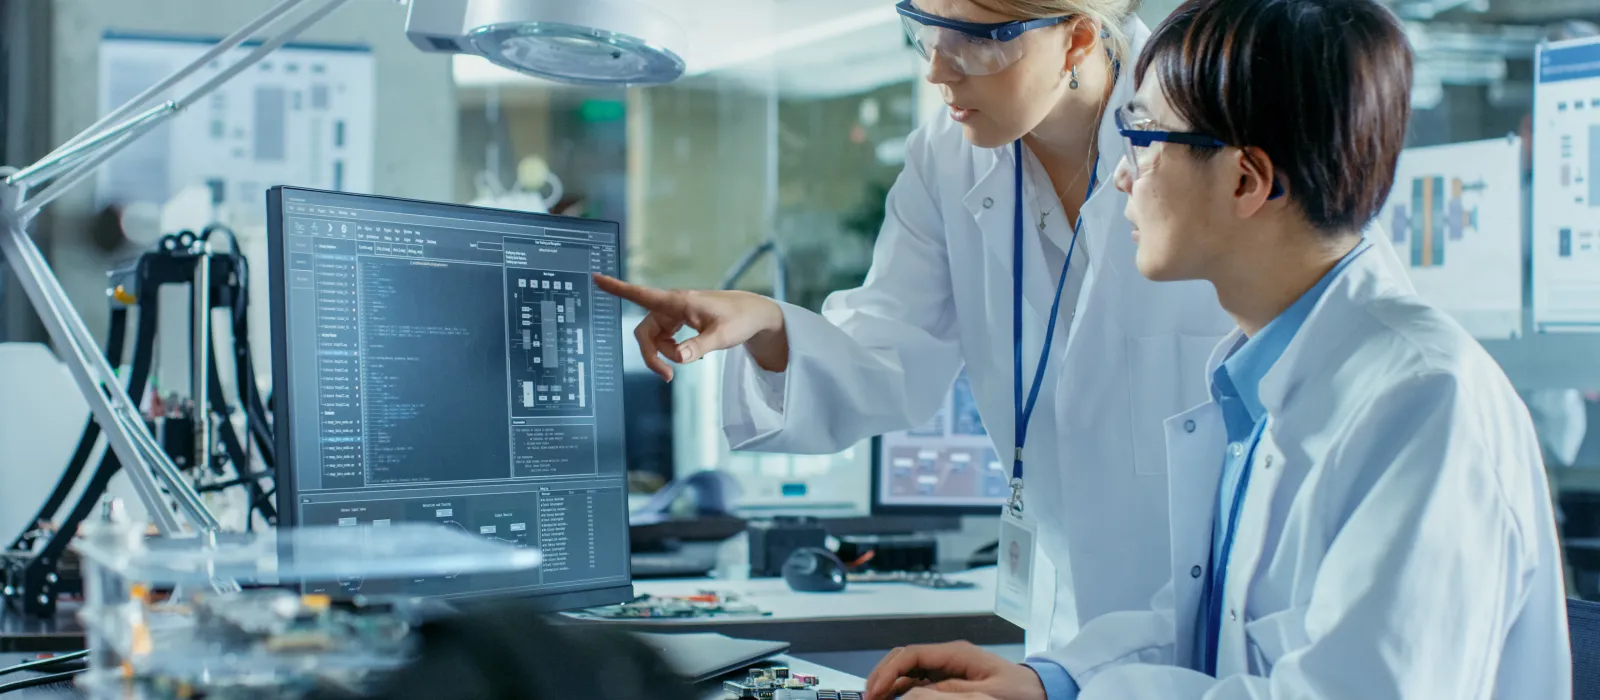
[1214, 239, 1373, 422]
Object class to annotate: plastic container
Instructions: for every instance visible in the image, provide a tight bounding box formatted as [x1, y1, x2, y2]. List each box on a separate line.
[72, 522, 541, 699]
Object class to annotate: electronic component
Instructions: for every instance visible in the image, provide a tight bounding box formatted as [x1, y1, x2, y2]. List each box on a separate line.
[837, 534, 938, 573]
[748, 518, 829, 577]
[580, 591, 769, 619]
[725, 667, 861, 700]
[845, 570, 976, 590]
[71, 521, 542, 700]
[98, 588, 414, 699]
[191, 589, 410, 655]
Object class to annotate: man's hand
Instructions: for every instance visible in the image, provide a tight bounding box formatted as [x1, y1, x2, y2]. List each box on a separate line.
[865, 642, 1047, 700]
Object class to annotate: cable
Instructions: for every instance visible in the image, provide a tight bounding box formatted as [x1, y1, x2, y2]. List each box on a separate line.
[0, 650, 88, 677]
[0, 668, 86, 694]
[250, 486, 277, 520]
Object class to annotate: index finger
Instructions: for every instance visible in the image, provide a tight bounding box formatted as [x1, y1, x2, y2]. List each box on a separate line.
[592, 273, 683, 313]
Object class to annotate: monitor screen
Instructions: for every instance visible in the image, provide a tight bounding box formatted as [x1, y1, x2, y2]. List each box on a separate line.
[267, 187, 632, 609]
[872, 371, 1006, 515]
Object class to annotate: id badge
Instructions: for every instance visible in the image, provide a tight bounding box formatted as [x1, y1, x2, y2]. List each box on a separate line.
[994, 509, 1037, 627]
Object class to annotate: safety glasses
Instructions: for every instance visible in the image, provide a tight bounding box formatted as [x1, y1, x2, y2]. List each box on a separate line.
[895, 0, 1071, 76]
[1114, 104, 1285, 199]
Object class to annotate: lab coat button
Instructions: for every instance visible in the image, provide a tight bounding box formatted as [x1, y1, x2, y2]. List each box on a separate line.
[1263, 455, 1273, 469]
[982, 197, 995, 209]
[1190, 565, 1202, 578]
[1229, 609, 1238, 621]
[1230, 443, 1244, 457]
[1183, 420, 1196, 433]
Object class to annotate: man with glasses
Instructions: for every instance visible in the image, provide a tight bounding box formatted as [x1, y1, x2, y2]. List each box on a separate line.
[866, 0, 1570, 697]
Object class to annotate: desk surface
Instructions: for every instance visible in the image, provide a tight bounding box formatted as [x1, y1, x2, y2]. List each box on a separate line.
[566, 568, 1020, 653]
[0, 653, 861, 700]
[635, 567, 997, 620]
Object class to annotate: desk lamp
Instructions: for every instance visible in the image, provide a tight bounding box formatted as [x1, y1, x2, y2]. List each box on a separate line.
[0, 0, 687, 538]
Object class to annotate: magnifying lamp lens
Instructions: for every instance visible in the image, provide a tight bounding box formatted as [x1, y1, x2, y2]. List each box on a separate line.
[471, 24, 685, 85]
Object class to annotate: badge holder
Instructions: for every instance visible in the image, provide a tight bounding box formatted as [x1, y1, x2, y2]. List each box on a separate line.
[994, 473, 1037, 627]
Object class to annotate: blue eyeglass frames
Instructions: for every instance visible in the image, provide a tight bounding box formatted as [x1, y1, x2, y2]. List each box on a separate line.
[1115, 104, 1286, 199]
[894, 1, 1077, 76]
[894, 0, 1072, 41]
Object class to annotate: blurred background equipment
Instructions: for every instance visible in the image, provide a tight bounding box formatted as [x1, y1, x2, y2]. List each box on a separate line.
[1, 0, 699, 620]
[4, 225, 275, 618]
[70, 521, 543, 700]
[405, 0, 688, 86]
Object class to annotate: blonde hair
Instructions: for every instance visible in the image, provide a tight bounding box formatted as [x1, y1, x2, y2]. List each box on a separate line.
[969, 0, 1139, 68]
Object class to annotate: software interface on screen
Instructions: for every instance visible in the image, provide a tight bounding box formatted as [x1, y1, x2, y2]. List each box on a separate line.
[877, 372, 1007, 510]
[272, 188, 630, 600]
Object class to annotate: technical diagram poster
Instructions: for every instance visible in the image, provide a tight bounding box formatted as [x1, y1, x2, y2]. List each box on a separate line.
[1378, 137, 1524, 339]
[1533, 36, 1600, 333]
[96, 33, 375, 216]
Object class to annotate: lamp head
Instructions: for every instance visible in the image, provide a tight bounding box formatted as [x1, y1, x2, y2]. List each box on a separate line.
[406, 0, 687, 86]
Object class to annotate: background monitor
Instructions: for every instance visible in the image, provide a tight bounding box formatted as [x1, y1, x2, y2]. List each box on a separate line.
[872, 371, 1006, 516]
[670, 352, 871, 517]
[620, 309, 675, 483]
[267, 186, 633, 611]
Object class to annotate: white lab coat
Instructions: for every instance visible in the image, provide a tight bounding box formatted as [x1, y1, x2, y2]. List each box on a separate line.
[719, 16, 1233, 649]
[1034, 242, 1572, 699]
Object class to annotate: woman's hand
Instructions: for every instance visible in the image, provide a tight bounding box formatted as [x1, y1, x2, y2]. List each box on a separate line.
[593, 274, 789, 381]
[865, 642, 1047, 700]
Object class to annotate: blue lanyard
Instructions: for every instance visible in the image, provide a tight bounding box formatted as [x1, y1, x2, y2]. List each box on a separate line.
[1201, 419, 1267, 675]
[1011, 140, 1097, 488]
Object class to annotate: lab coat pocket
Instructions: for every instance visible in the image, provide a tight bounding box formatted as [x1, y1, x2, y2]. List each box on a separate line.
[1244, 606, 1311, 676]
[1127, 334, 1221, 477]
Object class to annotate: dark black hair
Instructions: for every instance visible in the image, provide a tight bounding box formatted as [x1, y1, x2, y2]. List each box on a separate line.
[1135, 0, 1414, 234]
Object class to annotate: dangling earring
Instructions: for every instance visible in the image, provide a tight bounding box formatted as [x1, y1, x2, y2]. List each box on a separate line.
[1068, 65, 1080, 90]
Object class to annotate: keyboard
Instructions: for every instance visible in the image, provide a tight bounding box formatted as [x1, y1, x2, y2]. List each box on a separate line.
[774, 690, 864, 700]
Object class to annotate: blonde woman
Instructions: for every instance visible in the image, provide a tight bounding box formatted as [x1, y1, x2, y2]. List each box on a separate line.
[598, 0, 1231, 652]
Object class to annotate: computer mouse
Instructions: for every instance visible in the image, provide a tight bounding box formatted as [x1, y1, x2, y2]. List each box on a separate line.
[782, 547, 847, 593]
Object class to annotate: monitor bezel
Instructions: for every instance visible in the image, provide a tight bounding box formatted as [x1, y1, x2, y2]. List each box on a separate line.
[266, 185, 635, 610]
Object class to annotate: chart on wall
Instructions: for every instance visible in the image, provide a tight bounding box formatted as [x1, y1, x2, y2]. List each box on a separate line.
[1533, 35, 1600, 333]
[96, 33, 375, 217]
[1377, 136, 1524, 340]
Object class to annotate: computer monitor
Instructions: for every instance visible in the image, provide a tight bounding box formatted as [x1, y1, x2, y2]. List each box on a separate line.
[267, 186, 633, 610]
[872, 371, 1006, 516]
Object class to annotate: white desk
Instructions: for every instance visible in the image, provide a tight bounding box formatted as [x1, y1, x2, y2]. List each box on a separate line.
[637, 567, 997, 620]
[568, 568, 1022, 653]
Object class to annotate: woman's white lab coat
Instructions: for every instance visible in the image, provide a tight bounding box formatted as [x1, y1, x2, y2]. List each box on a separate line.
[718, 16, 1234, 650]
[1032, 242, 1571, 698]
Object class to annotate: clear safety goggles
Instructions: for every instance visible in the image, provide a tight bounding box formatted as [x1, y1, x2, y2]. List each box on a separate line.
[895, 0, 1071, 77]
[1114, 103, 1285, 199]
